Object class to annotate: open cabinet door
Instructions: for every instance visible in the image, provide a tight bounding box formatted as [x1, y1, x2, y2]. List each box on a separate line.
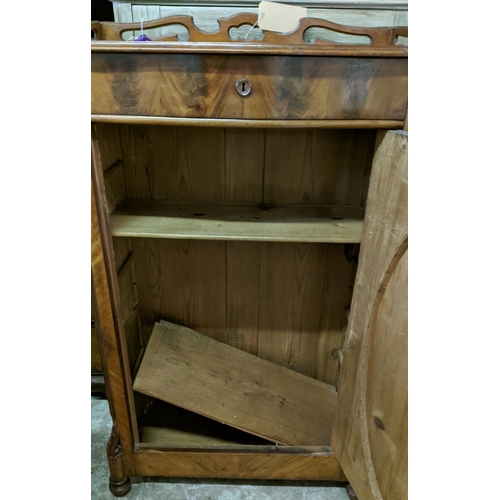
[332, 130, 408, 500]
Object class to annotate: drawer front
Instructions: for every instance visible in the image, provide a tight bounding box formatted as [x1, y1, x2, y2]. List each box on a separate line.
[92, 54, 407, 120]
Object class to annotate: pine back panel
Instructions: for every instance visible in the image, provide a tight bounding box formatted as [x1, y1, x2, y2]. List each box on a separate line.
[98, 123, 376, 384]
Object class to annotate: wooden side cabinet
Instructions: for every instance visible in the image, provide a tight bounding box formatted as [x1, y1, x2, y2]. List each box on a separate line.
[91, 14, 408, 500]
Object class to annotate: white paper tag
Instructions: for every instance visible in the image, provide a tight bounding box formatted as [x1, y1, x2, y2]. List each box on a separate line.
[258, 1, 307, 34]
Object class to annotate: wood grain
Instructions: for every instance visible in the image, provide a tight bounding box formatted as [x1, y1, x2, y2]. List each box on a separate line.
[94, 124, 122, 174]
[95, 13, 406, 48]
[134, 448, 346, 481]
[225, 128, 265, 203]
[133, 321, 337, 446]
[130, 238, 356, 382]
[225, 241, 261, 355]
[140, 400, 271, 447]
[110, 200, 364, 243]
[366, 251, 407, 499]
[91, 325, 103, 373]
[332, 130, 408, 500]
[120, 126, 225, 200]
[116, 125, 376, 205]
[92, 40, 407, 57]
[92, 138, 137, 474]
[256, 242, 328, 379]
[92, 115, 405, 129]
[99, 123, 365, 383]
[263, 129, 375, 205]
[91, 53, 408, 120]
[132, 239, 227, 343]
[316, 244, 356, 385]
[134, 321, 336, 446]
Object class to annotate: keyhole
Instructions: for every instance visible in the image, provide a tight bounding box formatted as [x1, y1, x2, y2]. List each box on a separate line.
[236, 79, 252, 97]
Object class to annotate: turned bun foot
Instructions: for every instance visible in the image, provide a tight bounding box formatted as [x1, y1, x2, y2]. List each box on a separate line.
[107, 424, 131, 496]
[346, 483, 359, 500]
[109, 476, 131, 497]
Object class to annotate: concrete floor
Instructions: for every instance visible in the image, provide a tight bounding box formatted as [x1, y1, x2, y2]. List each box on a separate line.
[91, 395, 350, 500]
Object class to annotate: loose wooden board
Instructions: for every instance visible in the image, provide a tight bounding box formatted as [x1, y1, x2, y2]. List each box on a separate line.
[133, 321, 337, 446]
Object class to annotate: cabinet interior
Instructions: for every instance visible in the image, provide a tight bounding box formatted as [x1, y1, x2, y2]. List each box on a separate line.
[95, 123, 377, 449]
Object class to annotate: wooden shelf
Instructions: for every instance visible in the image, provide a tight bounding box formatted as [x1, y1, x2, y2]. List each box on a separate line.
[110, 200, 365, 243]
[92, 115, 405, 129]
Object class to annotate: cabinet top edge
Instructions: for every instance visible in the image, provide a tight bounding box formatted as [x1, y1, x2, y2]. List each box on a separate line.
[91, 41, 408, 57]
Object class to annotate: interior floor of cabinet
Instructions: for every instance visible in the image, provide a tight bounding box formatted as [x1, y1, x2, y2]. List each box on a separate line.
[92, 396, 350, 499]
[139, 399, 273, 447]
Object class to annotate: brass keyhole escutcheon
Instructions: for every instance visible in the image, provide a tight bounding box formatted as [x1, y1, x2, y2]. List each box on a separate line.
[236, 79, 252, 97]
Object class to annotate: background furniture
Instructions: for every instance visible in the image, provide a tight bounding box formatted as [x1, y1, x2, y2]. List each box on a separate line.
[110, 0, 407, 44]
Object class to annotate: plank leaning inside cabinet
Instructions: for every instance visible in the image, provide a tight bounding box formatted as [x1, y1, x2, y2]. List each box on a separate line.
[91, 13, 408, 500]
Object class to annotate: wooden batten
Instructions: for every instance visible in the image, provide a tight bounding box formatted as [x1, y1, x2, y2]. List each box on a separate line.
[133, 321, 338, 446]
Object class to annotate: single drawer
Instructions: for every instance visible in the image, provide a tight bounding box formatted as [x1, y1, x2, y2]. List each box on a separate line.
[91, 53, 407, 121]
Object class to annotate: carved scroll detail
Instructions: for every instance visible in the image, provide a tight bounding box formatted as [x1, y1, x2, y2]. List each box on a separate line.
[94, 13, 407, 47]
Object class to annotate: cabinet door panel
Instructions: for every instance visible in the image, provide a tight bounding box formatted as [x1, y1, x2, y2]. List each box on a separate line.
[332, 130, 408, 500]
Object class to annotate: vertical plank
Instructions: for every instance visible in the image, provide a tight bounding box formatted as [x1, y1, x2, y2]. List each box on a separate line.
[170, 128, 226, 201]
[117, 257, 139, 324]
[331, 130, 376, 206]
[263, 129, 375, 206]
[94, 124, 122, 171]
[122, 126, 225, 202]
[316, 245, 355, 385]
[112, 2, 133, 38]
[143, 125, 176, 199]
[225, 128, 265, 203]
[104, 162, 126, 214]
[225, 241, 261, 355]
[224, 128, 265, 355]
[130, 237, 163, 345]
[133, 239, 227, 344]
[112, 237, 132, 271]
[394, 10, 409, 28]
[263, 129, 334, 205]
[120, 125, 154, 199]
[257, 242, 328, 379]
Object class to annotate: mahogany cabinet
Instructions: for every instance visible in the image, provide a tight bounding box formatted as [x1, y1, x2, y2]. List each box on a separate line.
[91, 14, 408, 500]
